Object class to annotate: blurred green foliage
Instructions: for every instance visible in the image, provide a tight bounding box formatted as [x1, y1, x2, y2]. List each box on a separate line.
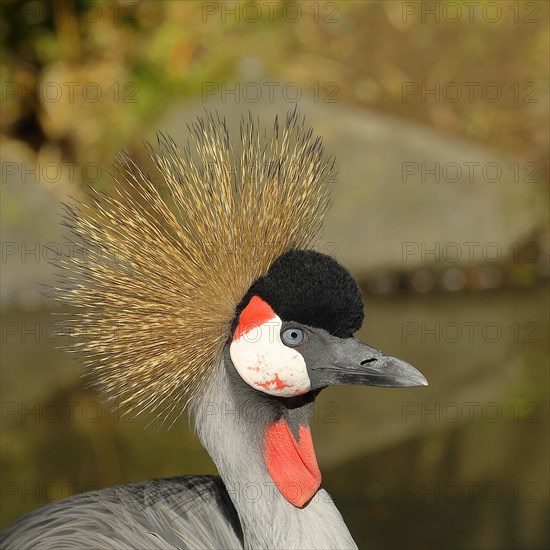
[1, 0, 548, 188]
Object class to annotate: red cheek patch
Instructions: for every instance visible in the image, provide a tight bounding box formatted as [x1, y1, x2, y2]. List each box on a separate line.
[263, 418, 321, 508]
[233, 295, 276, 341]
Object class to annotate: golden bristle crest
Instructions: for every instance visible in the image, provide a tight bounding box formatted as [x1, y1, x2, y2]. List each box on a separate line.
[57, 110, 335, 426]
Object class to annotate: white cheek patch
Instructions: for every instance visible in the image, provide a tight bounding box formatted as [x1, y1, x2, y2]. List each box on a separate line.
[230, 300, 311, 397]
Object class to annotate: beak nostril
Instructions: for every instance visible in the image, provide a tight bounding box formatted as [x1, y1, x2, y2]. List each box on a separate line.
[361, 358, 377, 365]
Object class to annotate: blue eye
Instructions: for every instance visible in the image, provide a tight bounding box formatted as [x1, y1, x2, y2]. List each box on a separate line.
[281, 328, 305, 346]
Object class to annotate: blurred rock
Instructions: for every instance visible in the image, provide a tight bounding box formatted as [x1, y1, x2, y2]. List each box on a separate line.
[0, 138, 72, 312]
[2, 100, 547, 309]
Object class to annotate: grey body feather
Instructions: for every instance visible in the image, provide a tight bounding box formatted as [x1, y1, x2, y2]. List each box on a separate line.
[1, 476, 243, 550]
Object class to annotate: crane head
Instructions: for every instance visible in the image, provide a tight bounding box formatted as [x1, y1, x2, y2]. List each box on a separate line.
[228, 249, 427, 508]
[58, 111, 427, 502]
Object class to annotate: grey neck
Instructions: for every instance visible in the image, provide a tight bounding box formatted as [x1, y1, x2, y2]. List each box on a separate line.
[190, 357, 357, 550]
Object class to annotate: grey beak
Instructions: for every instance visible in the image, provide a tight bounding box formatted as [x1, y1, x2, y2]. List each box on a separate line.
[316, 337, 428, 389]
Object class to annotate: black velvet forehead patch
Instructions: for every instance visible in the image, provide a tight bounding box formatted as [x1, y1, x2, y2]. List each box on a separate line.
[234, 250, 364, 338]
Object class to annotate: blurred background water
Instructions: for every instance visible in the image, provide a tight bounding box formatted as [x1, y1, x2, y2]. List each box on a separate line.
[1, 1, 549, 549]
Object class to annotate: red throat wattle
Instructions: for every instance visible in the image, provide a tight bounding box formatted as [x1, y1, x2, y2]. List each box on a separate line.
[263, 418, 321, 508]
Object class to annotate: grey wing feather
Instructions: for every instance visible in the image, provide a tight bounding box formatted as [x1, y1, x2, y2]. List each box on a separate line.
[0, 475, 243, 550]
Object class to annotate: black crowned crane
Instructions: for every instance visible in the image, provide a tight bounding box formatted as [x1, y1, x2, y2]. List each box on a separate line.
[1, 111, 427, 549]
